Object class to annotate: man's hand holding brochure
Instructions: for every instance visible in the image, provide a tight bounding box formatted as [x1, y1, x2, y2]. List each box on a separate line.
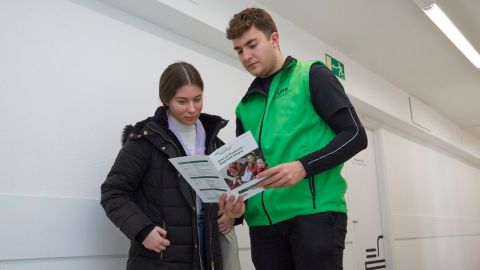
[169, 131, 268, 203]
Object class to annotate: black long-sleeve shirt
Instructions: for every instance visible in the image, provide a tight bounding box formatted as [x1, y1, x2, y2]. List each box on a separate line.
[236, 56, 367, 177]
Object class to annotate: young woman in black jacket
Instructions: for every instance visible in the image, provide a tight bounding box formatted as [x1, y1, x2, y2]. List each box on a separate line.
[101, 62, 234, 270]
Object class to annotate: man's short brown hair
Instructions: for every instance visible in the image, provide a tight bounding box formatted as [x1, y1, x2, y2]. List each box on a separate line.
[226, 8, 277, 40]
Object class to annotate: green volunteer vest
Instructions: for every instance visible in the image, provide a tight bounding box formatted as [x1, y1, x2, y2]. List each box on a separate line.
[236, 59, 347, 227]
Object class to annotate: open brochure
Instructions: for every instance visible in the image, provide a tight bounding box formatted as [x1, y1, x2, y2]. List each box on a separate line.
[169, 131, 269, 203]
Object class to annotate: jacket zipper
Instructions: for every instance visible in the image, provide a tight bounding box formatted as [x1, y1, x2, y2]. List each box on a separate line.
[206, 120, 227, 154]
[146, 123, 182, 156]
[205, 121, 223, 269]
[308, 177, 317, 209]
[208, 204, 214, 270]
[148, 120, 223, 269]
[194, 194, 204, 270]
[147, 124, 185, 263]
[161, 219, 167, 260]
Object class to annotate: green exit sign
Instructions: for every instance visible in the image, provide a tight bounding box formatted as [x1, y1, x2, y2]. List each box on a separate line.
[325, 54, 345, 80]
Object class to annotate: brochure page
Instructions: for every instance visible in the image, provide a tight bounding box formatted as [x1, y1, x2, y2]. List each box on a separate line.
[169, 131, 269, 203]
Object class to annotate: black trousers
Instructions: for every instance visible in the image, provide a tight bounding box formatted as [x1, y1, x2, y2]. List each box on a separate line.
[249, 212, 347, 270]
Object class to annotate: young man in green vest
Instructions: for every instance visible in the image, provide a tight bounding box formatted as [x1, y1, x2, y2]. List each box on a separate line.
[219, 8, 368, 270]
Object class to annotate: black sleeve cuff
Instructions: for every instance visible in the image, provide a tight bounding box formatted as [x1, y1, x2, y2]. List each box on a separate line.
[298, 158, 318, 178]
[236, 118, 245, 137]
[135, 224, 155, 243]
[234, 216, 244, 226]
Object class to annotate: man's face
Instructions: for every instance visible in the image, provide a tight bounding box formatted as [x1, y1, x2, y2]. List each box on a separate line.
[232, 26, 279, 77]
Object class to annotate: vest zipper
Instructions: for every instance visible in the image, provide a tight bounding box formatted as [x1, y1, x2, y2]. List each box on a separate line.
[261, 193, 273, 225]
[308, 177, 317, 209]
[243, 61, 300, 224]
[257, 92, 268, 149]
[257, 92, 273, 225]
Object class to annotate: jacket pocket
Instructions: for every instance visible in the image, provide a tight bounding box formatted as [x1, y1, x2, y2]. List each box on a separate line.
[131, 242, 162, 260]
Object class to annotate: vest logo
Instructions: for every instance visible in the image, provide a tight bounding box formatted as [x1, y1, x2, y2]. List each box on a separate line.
[277, 87, 289, 97]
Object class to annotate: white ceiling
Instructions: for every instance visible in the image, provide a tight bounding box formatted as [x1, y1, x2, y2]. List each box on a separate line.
[257, 0, 480, 139]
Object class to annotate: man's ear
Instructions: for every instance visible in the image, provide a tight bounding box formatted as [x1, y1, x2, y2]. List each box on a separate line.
[270, 32, 280, 48]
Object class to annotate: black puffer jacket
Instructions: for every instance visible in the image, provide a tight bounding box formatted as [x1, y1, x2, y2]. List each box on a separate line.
[101, 107, 227, 270]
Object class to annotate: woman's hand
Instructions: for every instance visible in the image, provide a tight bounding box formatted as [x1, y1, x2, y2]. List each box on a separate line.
[142, 226, 170, 253]
[219, 193, 245, 219]
[218, 210, 235, 234]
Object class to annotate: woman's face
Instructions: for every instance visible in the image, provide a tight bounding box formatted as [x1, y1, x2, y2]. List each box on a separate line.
[247, 154, 256, 164]
[167, 84, 203, 125]
[256, 158, 265, 168]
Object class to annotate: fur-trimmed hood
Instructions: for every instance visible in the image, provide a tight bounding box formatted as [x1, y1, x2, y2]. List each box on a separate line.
[121, 124, 135, 145]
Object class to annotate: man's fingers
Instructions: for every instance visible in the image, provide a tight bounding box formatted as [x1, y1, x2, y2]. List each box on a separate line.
[257, 163, 304, 188]
[256, 165, 283, 186]
[262, 181, 284, 188]
[258, 172, 283, 187]
[257, 177, 276, 187]
[256, 168, 271, 179]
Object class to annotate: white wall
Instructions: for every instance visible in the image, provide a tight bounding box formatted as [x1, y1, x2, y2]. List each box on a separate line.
[375, 128, 480, 270]
[0, 0, 250, 268]
[2, 0, 480, 269]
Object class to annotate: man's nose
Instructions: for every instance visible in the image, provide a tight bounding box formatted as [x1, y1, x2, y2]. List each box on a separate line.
[242, 48, 252, 61]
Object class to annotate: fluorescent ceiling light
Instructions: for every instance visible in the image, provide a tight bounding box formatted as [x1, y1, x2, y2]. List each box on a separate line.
[423, 3, 480, 68]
